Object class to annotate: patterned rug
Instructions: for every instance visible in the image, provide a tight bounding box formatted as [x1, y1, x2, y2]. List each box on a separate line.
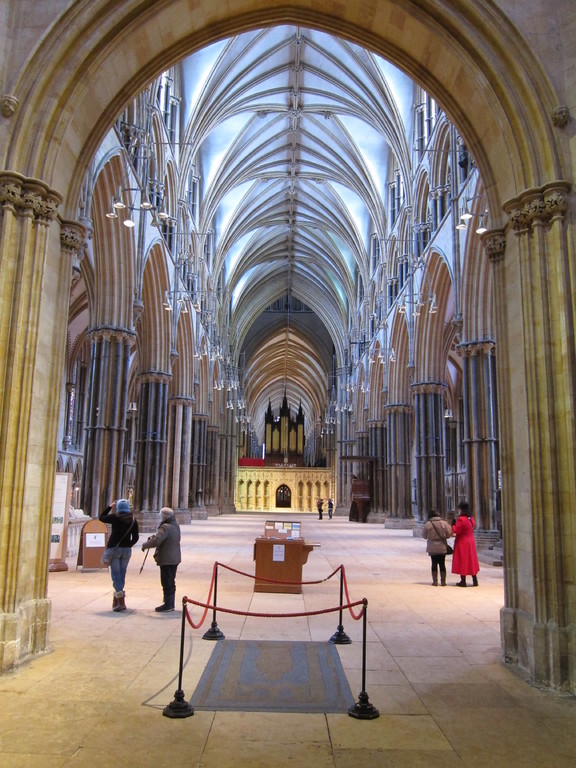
[189, 639, 355, 713]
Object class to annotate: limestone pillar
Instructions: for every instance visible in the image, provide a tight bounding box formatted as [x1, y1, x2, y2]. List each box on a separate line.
[134, 371, 170, 526]
[457, 340, 500, 535]
[385, 404, 412, 519]
[411, 382, 446, 521]
[0, 173, 80, 671]
[368, 420, 385, 515]
[81, 328, 133, 517]
[493, 182, 576, 691]
[165, 396, 194, 519]
[204, 424, 220, 512]
[189, 413, 207, 514]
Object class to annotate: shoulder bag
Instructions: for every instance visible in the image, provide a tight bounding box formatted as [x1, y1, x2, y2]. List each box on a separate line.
[430, 520, 453, 555]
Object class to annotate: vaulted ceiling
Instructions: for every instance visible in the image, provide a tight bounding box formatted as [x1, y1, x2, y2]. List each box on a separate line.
[178, 26, 417, 438]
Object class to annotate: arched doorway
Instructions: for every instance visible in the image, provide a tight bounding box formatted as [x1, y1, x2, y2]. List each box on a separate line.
[1, 1, 574, 694]
[275, 484, 292, 509]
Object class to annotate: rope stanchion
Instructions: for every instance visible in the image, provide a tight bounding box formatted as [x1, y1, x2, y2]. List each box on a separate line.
[202, 562, 225, 640]
[162, 598, 194, 719]
[162, 561, 379, 721]
[348, 599, 379, 720]
[329, 566, 352, 645]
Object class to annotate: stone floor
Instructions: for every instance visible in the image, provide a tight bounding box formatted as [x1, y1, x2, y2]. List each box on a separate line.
[1, 513, 575, 767]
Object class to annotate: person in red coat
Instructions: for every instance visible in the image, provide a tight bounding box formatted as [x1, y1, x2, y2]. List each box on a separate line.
[451, 501, 480, 586]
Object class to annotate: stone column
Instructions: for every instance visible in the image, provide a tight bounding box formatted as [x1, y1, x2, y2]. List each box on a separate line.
[457, 340, 500, 537]
[368, 420, 385, 518]
[0, 173, 80, 671]
[385, 404, 412, 520]
[494, 182, 576, 691]
[165, 396, 194, 520]
[204, 425, 220, 512]
[81, 328, 133, 517]
[189, 413, 207, 517]
[134, 371, 170, 528]
[411, 382, 446, 521]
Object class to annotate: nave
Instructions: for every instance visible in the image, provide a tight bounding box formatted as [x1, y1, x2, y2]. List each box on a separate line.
[2, 514, 574, 767]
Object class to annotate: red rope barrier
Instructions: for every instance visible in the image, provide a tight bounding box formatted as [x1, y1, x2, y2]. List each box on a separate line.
[182, 560, 365, 628]
[183, 597, 366, 628]
[341, 565, 364, 621]
[214, 560, 343, 586]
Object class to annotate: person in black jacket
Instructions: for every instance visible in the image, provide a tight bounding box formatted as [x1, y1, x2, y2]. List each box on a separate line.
[141, 507, 181, 612]
[99, 498, 139, 611]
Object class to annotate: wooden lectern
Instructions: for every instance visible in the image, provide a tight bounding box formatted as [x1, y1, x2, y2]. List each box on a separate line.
[253, 520, 316, 594]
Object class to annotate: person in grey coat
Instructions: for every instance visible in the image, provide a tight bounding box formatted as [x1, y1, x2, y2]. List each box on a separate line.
[422, 509, 454, 586]
[142, 506, 181, 612]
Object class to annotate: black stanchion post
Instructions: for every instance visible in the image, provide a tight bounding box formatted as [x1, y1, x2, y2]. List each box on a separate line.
[163, 599, 195, 718]
[329, 565, 352, 644]
[203, 562, 225, 640]
[348, 598, 379, 719]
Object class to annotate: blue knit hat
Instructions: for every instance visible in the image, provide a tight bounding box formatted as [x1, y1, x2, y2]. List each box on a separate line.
[116, 498, 130, 514]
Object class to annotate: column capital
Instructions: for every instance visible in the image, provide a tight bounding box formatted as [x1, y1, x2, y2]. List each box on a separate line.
[88, 326, 136, 344]
[503, 180, 571, 234]
[0, 171, 61, 224]
[138, 370, 172, 385]
[482, 229, 507, 262]
[384, 403, 412, 414]
[456, 339, 496, 357]
[410, 381, 446, 395]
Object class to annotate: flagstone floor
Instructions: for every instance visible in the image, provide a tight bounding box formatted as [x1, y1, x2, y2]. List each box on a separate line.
[1, 513, 575, 767]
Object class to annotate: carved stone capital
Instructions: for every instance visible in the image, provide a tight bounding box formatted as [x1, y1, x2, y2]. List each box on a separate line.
[456, 339, 496, 357]
[89, 326, 136, 344]
[410, 381, 446, 396]
[483, 229, 507, 262]
[504, 181, 571, 234]
[60, 220, 87, 263]
[138, 370, 172, 385]
[0, 171, 61, 223]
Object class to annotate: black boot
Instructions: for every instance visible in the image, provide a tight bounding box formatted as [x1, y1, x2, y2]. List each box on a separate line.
[155, 591, 175, 612]
[440, 571, 446, 586]
[472, 575, 479, 587]
[456, 576, 467, 587]
[431, 570, 438, 586]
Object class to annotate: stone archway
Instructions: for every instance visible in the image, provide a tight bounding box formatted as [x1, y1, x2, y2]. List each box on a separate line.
[1, 1, 575, 692]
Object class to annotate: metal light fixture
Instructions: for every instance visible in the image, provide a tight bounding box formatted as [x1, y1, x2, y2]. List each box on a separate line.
[475, 213, 488, 234]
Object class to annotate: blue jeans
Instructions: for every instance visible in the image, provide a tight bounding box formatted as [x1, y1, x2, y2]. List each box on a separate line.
[109, 547, 132, 592]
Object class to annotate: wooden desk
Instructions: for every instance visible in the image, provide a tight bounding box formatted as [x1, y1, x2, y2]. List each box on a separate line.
[253, 537, 315, 593]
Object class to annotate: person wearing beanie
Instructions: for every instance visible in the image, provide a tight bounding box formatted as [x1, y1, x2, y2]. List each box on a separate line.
[99, 498, 139, 611]
[141, 507, 181, 612]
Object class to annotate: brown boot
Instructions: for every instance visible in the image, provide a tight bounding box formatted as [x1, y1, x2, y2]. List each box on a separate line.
[112, 593, 119, 611]
[114, 591, 126, 611]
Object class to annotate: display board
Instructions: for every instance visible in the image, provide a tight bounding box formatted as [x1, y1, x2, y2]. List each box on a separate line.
[262, 520, 302, 539]
[49, 472, 73, 572]
[77, 519, 109, 571]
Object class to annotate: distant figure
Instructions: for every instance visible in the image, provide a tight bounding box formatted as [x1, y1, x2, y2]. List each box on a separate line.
[99, 499, 139, 611]
[452, 501, 480, 587]
[422, 509, 454, 586]
[327, 498, 334, 519]
[142, 507, 182, 611]
[317, 498, 324, 519]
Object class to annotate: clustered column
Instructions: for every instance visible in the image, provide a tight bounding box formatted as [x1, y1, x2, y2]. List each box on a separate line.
[411, 382, 446, 521]
[385, 404, 412, 518]
[134, 371, 170, 527]
[458, 340, 500, 536]
[81, 328, 133, 517]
